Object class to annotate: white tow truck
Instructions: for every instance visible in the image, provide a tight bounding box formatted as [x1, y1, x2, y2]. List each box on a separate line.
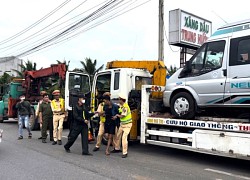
[141, 85, 250, 160]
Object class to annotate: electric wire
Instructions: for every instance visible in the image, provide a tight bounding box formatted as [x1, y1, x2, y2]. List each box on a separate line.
[0, 0, 72, 45]
[0, 0, 89, 51]
[18, 0, 152, 57]
[3, 0, 111, 56]
[15, 0, 127, 57]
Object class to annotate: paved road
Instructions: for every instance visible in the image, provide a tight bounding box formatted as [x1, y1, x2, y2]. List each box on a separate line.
[0, 120, 249, 180]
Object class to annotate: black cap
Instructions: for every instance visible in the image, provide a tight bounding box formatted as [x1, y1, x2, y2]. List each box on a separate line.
[102, 95, 110, 101]
[78, 93, 86, 99]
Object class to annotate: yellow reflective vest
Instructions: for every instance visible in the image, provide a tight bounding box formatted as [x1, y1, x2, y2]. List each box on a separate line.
[120, 103, 132, 124]
[51, 98, 65, 112]
[100, 102, 106, 123]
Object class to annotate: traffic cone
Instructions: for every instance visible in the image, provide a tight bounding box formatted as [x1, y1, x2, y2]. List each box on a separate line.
[88, 129, 94, 142]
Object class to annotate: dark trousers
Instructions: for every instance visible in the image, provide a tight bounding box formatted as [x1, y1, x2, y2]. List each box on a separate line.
[64, 123, 89, 154]
[42, 117, 53, 140]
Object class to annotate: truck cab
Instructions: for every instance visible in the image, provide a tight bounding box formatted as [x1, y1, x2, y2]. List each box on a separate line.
[92, 68, 152, 140]
[92, 68, 152, 107]
[163, 19, 250, 119]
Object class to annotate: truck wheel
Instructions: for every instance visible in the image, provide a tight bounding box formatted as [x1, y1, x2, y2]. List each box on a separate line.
[170, 92, 196, 119]
[30, 109, 39, 131]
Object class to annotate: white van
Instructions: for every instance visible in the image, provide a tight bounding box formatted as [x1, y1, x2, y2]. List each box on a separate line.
[163, 19, 250, 119]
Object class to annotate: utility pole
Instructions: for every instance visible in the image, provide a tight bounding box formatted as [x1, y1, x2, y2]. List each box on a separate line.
[158, 0, 164, 61]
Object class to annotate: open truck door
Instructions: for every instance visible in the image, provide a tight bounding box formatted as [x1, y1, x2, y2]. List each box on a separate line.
[65, 71, 91, 129]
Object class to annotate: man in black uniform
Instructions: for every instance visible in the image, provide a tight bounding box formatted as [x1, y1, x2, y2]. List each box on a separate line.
[64, 94, 94, 155]
[39, 93, 53, 143]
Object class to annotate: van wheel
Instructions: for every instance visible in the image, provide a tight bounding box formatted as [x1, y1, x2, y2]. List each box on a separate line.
[170, 92, 196, 119]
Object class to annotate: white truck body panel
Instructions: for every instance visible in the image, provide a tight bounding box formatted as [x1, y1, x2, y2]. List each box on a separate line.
[141, 85, 250, 160]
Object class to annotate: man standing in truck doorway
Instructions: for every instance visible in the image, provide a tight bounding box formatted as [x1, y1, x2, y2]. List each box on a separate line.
[93, 92, 114, 152]
[51, 90, 66, 145]
[16, 94, 32, 140]
[113, 93, 132, 158]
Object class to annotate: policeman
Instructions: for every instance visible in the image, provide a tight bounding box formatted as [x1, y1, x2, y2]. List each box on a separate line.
[64, 94, 94, 155]
[39, 93, 53, 143]
[113, 93, 132, 158]
[37, 91, 51, 140]
[51, 90, 66, 145]
[93, 92, 110, 152]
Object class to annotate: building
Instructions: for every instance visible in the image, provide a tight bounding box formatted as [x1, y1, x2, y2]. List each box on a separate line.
[0, 56, 23, 76]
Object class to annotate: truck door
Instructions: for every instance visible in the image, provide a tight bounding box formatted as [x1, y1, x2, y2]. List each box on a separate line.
[182, 40, 227, 106]
[91, 71, 112, 111]
[225, 35, 250, 105]
[65, 72, 90, 111]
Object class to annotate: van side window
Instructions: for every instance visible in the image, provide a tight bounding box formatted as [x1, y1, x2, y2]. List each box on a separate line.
[229, 36, 250, 66]
[114, 72, 120, 90]
[189, 40, 225, 76]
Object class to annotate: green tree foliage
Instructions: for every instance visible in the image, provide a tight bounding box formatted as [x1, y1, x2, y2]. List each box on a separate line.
[12, 60, 37, 78]
[167, 65, 178, 76]
[80, 57, 104, 82]
[0, 72, 12, 84]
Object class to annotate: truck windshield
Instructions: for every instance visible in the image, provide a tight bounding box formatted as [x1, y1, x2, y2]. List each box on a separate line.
[69, 74, 90, 94]
[96, 74, 111, 93]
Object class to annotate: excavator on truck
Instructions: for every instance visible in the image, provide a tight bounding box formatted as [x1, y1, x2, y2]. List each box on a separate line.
[0, 64, 67, 130]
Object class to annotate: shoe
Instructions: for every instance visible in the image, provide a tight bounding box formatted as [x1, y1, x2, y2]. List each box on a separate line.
[93, 147, 99, 152]
[82, 152, 93, 156]
[58, 140, 62, 145]
[52, 141, 57, 145]
[28, 133, 32, 139]
[122, 154, 128, 158]
[64, 146, 71, 153]
[38, 137, 42, 139]
[42, 139, 47, 143]
[18, 136, 23, 140]
[111, 149, 121, 153]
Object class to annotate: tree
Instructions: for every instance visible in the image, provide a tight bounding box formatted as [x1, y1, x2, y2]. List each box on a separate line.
[0, 72, 12, 84]
[167, 65, 178, 76]
[80, 57, 104, 81]
[12, 60, 37, 78]
[56, 60, 70, 71]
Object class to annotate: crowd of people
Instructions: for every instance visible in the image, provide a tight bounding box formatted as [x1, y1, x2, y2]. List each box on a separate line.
[16, 90, 133, 158]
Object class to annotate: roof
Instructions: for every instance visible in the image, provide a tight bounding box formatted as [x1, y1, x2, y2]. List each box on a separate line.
[212, 19, 250, 37]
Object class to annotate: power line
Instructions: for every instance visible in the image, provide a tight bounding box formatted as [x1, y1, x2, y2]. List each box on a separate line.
[16, 0, 152, 57]
[2, 0, 110, 56]
[15, 0, 127, 57]
[0, 0, 72, 45]
[0, 0, 89, 51]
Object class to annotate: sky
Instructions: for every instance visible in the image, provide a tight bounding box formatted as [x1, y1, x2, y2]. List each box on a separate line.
[0, 0, 249, 71]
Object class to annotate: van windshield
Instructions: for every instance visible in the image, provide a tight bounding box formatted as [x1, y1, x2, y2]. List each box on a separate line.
[189, 40, 225, 75]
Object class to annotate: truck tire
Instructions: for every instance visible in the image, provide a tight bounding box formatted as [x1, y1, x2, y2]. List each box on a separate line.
[170, 92, 196, 119]
[0, 116, 3, 123]
[30, 108, 39, 131]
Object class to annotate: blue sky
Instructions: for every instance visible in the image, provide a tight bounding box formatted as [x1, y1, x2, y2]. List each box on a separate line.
[0, 0, 249, 70]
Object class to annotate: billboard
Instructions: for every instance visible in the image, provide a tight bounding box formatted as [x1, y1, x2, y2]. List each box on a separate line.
[169, 9, 212, 49]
